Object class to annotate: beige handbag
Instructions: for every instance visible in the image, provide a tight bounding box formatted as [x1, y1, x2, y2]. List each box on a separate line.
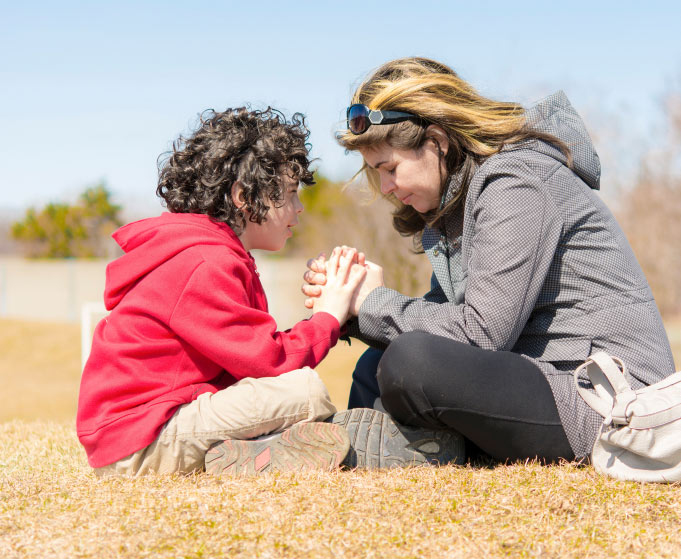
[575, 351, 681, 482]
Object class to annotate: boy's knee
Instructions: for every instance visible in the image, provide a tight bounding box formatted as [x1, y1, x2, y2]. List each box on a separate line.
[302, 367, 329, 400]
[284, 367, 336, 421]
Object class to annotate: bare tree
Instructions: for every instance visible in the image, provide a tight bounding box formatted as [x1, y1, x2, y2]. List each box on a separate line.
[616, 90, 681, 317]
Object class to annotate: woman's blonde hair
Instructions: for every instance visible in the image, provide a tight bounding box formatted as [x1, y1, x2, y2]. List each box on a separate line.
[338, 57, 572, 245]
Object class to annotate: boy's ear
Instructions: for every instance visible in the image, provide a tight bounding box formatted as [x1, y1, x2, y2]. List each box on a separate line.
[231, 181, 247, 210]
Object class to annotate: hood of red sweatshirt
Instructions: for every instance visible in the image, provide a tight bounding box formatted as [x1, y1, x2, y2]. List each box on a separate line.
[105, 213, 250, 310]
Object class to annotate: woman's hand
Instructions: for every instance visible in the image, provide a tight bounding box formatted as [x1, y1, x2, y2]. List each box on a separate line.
[302, 252, 328, 306]
[348, 260, 384, 316]
[311, 247, 367, 325]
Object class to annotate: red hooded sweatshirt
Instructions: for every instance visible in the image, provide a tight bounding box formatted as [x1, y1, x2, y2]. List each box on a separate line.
[77, 212, 340, 468]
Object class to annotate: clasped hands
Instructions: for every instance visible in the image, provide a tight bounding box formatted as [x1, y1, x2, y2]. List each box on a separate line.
[302, 246, 384, 325]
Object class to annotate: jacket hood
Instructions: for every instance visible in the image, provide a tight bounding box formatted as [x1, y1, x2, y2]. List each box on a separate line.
[104, 213, 248, 310]
[521, 90, 601, 190]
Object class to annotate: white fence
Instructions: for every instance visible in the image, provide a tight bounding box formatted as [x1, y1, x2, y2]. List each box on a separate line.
[0, 257, 108, 323]
[0, 255, 311, 329]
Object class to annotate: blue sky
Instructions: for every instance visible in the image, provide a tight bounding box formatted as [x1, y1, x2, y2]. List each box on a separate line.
[1, 1, 680, 216]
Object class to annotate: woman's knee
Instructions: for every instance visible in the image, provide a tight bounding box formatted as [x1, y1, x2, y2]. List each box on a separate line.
[377, 332, 432, 391]
[377, 332, 436, 422]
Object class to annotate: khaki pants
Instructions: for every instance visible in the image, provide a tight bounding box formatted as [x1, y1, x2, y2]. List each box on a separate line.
[95, 367, 337, 477]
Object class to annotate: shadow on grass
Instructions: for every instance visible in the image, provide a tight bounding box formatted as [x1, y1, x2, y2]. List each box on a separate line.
[463, 439, 590, 470]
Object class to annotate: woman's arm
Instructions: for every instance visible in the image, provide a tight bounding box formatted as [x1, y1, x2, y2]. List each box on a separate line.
[355, 159, 565, 350]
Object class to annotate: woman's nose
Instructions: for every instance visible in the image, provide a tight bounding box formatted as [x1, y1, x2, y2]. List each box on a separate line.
[380, 177, 395, 195]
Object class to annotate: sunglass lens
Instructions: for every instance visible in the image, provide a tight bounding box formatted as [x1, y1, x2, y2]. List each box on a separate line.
[347, 105, 369, 134]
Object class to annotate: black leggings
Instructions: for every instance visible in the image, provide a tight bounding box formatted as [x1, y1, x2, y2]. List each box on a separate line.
[348, 331, 574, 462]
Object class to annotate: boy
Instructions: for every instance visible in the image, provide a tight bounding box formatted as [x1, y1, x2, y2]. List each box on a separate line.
[77, 107, 363, 476]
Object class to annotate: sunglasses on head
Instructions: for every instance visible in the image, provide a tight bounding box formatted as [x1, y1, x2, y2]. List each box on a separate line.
[346, 104, 420, 135]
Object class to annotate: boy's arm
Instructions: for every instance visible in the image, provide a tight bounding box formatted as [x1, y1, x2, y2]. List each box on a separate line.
[169, 259, 340, 381]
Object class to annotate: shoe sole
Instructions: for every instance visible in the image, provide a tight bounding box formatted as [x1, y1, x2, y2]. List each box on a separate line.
[204, 422, 350, 476]
[330, 408, 465, 469]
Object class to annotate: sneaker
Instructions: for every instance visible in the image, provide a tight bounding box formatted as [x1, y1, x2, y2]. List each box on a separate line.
[328, 408, 465, 469]
[204, 422, 350, 476]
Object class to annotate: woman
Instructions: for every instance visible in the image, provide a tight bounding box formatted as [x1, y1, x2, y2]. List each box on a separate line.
[303, 57, 675, 462]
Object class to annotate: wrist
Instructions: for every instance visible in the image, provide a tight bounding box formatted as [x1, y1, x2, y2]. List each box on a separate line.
[312, 307, 344, 326]
[309, 311, 342, 346]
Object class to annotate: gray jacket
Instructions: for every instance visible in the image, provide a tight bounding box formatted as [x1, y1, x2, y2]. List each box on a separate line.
[353, 91, 675, 459]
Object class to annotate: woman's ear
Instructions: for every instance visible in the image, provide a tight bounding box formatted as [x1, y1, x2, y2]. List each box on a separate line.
[425, 125, 449, 157]
[231, 181, 247, 211]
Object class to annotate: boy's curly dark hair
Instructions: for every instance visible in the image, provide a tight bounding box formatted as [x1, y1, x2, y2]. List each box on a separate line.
[157, 107, 315, 232]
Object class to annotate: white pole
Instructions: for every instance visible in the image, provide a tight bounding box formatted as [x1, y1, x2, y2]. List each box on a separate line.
[81, 302, 107, 372]
[0, 260, 5, 317]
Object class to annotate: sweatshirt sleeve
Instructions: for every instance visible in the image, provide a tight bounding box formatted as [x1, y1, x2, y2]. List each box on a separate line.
[169, 258, 340, 380]
[345, 272, 448, 348]
[355, 158, 564, 350]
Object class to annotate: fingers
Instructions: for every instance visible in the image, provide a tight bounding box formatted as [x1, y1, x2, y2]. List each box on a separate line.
[335, 248, 357, 284]
[306, 252, 326, 274]
[312, 253, 326, 273]
[301, 284, 322, 297]
[339, 246, 364, 263]
[303, 270, 326, 286]
[306, 247, 365, 287]
[347, 262, 367, 289]
[326, 247, 342, 280]
[304, 297, 314, 309]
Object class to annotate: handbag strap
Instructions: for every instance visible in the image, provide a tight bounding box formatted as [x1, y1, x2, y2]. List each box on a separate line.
[574, 352, 637, 423]
[629, 401, 681, 429]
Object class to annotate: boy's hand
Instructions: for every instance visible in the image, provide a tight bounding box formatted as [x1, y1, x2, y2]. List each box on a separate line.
[302, 246, 365, 309]
[311, 247, 366, 325]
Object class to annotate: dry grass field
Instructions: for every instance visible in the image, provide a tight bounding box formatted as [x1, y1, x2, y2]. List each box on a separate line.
[0, 318, 366, 423]
[0, 320, 83, 422]
[1, 317, 681, 558]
